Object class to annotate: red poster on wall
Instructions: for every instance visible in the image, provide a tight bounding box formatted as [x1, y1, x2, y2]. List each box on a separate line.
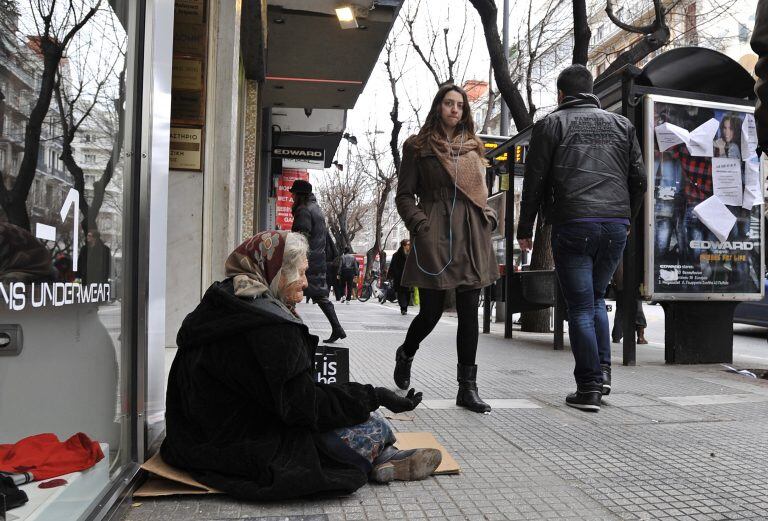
[275, 169, 309, 230]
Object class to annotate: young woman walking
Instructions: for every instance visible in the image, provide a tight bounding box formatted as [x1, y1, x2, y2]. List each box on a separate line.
[393, 84, 500, 413]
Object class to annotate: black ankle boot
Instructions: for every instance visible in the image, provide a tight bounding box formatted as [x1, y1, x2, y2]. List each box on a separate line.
[456, 364, 491, 413]
[393, 345, 414, 390]
[324, 327, 346, 343]
[601, 365, 611, 396]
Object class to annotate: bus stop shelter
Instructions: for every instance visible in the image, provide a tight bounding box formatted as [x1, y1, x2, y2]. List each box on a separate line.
[484, 47, 760, 366]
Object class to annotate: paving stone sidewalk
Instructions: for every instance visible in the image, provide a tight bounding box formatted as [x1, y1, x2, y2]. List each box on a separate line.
[123, 300, 768, 521]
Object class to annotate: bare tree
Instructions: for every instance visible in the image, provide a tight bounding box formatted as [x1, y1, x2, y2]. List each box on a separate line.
[572, 0, 591, 65]
[362, 130, 398, 278]
[317, 152, 370, 252]
[481, 64, 496, 133]
[469, 0, 533, 131]
[51, 11, 125, 237]
[0, 0, 101, 230]
[403, 0, 477, 87]
[523, 0, 566, 119]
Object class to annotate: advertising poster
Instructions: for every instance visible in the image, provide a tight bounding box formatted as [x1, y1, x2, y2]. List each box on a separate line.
[275, 169, 309, 230]
[644, 95, 764, 299]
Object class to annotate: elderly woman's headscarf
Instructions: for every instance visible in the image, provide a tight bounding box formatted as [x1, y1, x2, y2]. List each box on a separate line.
[0, 223, 54, 282]
[225, 230, 293, 299]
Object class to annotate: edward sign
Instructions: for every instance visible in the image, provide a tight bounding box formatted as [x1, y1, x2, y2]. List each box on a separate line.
[272, 146, 325, 169]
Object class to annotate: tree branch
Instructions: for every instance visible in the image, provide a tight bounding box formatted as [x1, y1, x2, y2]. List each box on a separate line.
[605, 0, 657, 34]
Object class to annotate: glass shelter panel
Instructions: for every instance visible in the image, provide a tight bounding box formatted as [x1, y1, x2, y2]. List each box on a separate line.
[0, 1, 139, 519]
[643, 95, 764, 300]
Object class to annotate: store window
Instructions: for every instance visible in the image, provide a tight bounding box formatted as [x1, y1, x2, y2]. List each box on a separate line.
[0, 1, 140, 520]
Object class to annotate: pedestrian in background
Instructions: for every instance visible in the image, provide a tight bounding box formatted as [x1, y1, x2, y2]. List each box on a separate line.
[610, 261, 648, 345]
[77, 229, 111, 285]
[394, 83, 500, 414]
[387, 239, 411, 315]
[291, 180, 346, 343]
[338, 247, 359, 304]
[518, 65, 646, 412]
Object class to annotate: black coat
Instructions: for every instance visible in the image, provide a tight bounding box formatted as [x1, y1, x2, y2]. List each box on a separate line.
[161, 279, 381, 501]
[292, 195, 328, 298]
[388, 247, 408, 292]
[517, 94, 647, 239]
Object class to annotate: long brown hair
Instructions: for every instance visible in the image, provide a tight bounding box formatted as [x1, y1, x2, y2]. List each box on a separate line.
[412, 84, 482, 151]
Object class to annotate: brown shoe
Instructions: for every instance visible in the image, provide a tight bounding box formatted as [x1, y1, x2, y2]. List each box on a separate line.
[370, 448, 442, 483]
[636, 326, 649, 344]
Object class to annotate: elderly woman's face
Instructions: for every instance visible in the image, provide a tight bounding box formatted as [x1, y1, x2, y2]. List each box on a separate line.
[280, 256, 309, 305]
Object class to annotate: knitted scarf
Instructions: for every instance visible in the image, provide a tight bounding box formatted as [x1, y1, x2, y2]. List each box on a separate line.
[428, 134, 488, 210]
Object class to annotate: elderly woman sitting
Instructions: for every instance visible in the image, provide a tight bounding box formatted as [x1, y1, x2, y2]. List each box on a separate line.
[161, 231, 441, 500]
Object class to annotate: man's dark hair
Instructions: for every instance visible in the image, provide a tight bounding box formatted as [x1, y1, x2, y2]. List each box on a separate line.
[344, 246, 352, 254]
[400, 239, 410, 247]
[556, 64, 593, 97]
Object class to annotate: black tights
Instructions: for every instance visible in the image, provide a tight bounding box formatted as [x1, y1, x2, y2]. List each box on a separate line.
[401, 288, 481, 365]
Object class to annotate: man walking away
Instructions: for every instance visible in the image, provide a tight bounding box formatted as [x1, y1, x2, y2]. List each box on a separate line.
[388, 239, 411, 315]
[338, 247, 359, 304]
[517, 65, 646, 412]
[291, 180, 346, 342]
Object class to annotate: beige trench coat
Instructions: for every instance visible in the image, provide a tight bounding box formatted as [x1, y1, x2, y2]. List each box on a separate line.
[395, 137, 500, 291]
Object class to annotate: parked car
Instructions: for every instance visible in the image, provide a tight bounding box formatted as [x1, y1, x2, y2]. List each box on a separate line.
[733, 279, 768, 327]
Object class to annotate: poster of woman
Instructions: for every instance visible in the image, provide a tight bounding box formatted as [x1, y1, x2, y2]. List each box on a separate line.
[646, 95, 763, 299]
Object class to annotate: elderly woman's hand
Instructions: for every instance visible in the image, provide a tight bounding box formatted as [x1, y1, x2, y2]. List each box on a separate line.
[375, 387, 423, 413]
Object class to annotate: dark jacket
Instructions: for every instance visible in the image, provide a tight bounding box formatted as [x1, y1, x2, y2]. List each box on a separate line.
[752, 0, 768, 152]
[517, 94, 647, 239]
[387, 247, 408, 292]
[292, 195, 328, 298]
[77, 242, 111, 285]
[396, 137, 500, 290]
[338, 253, 359, 278]
[161, 279, 380, 501]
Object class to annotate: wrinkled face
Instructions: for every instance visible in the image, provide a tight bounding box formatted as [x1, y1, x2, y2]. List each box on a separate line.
[722, 119, 734, 143]
[403, 241, 411, 254]
[440, 90, 464, 132]
[280, 256, 309, 305]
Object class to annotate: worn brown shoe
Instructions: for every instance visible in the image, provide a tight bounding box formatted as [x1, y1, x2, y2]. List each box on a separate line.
[636, 326, 649, 344]
[370, 448, 442, 483]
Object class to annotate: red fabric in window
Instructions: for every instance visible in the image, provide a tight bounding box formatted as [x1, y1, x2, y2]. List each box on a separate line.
[0, 433, 104, 481]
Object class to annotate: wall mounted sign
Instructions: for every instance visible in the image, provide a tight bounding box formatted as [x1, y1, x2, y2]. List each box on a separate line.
[175, 0, 205, 24]
[170, 0, 207, 169]
[169, 127, 203, 170]
[273, 146, 325, 169]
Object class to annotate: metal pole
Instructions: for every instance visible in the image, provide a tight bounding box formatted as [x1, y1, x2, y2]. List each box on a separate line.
[504, 155, 515, 339]
[500, 0, 510, 136]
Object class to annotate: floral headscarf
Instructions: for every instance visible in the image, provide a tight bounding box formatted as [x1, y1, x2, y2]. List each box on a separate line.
[225, 231, 288, 298]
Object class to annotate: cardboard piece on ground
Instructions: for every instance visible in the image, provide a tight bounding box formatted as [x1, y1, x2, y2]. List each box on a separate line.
[394, 432, 460, 475]
[134, 452, 221, 497]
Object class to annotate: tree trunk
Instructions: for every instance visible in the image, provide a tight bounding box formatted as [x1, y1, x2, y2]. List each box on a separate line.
[572, 0, 591, 65]
[596, 26, 670, 82]
[469, 0, 533, 131]
[2, 45, 62, 230]
[520, 220, 554, 332]
[60, 141, 91, 235]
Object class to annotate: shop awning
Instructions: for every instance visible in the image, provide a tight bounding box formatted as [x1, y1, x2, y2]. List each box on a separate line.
[264, 0, 403, 110]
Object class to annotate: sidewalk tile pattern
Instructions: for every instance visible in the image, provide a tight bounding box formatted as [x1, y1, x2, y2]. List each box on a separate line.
[122, 300, 768, 520]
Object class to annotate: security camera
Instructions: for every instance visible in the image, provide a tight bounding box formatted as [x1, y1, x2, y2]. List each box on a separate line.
[304, 108, 313, 117]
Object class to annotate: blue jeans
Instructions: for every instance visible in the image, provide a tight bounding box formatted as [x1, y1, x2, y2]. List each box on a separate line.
[552, 223, 628, 388]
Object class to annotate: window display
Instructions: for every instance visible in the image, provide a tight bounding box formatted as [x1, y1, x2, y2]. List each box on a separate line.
[0, 1, 140, 519]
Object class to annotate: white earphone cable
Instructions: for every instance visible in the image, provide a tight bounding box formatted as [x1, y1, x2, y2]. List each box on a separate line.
[412, 130, 464, 276]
